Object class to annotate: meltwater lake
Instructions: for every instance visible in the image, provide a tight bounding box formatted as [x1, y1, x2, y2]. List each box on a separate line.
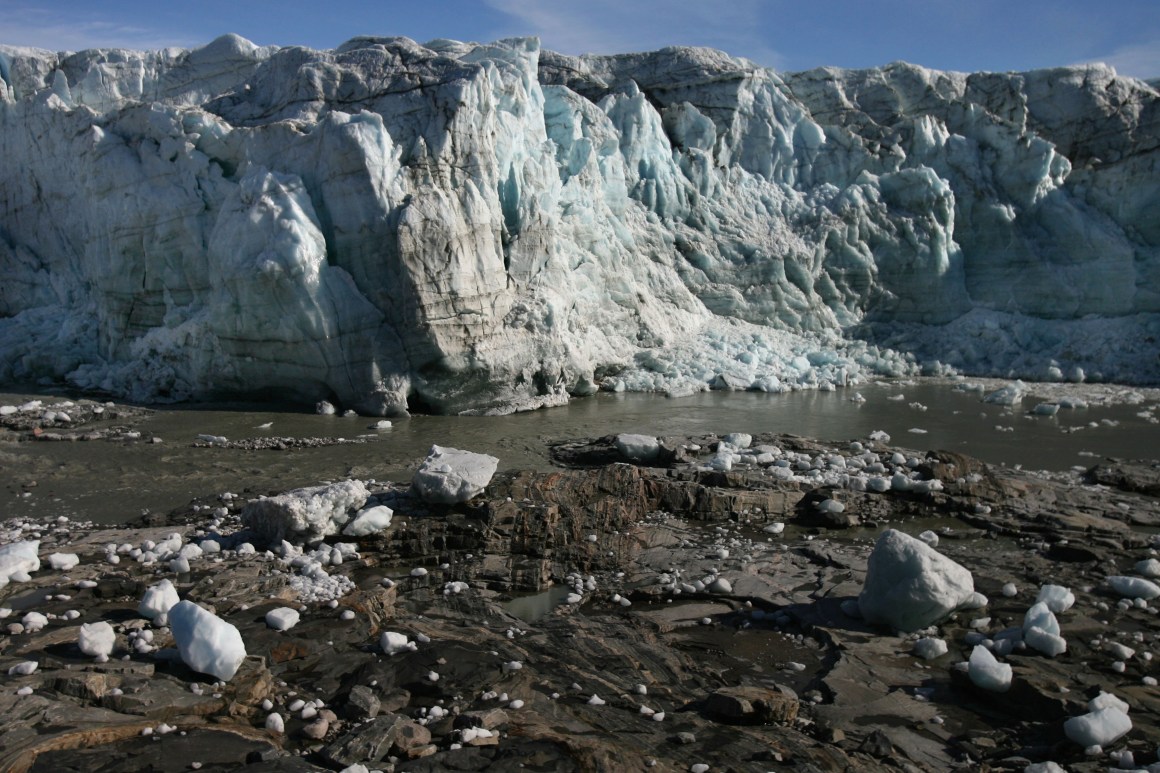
[3, 378, 1158, 525]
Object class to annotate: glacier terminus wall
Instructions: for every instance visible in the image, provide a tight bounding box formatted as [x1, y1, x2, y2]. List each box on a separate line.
[1, 35, 1157, 414]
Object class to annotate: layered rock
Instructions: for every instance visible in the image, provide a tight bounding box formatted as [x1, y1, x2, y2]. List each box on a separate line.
[1, 36, 1157, 413]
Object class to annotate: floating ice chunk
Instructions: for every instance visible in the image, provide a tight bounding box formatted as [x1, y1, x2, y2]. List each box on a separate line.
[381, 631, 417, 656]
[1107, 576, 1160, 600]
[983, 381, 1025, 405]
[48, 553, 80, 571]
[968, 645, 1012, 692]
[858, 529, 975, 632]
[1030, 403, 1059, 416]
[242, 479, 369, 542]
[78, 621, 116, 657]
[913, 637, 948, 660]
[167, 600, 246, 681]
[1064, 707, 1132, 748]
[412, 446, 499, 504]
[612, 433, 659, 462]
[139, 579, 180, 620]
[315, 401, 336, 415]
[265, 607, 300, 631]
[868, 430, 891, 444]
[342, 505, 393, 537]
[369, 420, 392, 429]
[1036, 584, 1075, 613]
[0, 541, 40, 586]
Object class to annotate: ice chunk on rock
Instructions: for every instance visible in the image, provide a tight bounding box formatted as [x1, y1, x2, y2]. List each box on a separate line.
[913, 637, 948, 660]
[242, 480, 369, 543]
[78, 621, 116, 657]
[138, 579, 180, 620]
[381, 631, 417, 656]
[412, 446, 498, 504]
[265, 607, 300, 631]
[1107, 575, 1160, 600]
[48, 553, 80, 571]
[168, 600, 246, 681]
[0, 541, 40, 586]
[1035, 584, 1074, 613]
[1022, 601, 1066, 656]
[858, 529, 975, 632]
[968, 644, 1012, 692]
[342, 504, 394, 537]
[1064, 706, 1132, 747]
[615, 434, 660, 462]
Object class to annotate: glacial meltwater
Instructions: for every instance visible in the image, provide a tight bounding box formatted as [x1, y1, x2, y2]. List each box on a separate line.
[2, 378, 1158, 525]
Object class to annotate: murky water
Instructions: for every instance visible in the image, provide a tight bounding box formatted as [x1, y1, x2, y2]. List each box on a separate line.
[2, 379, 1157, 525]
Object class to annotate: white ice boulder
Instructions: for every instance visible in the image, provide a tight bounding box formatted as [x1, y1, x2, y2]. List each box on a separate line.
[342, 505, 393, 537]
[381, 631, 417, 656]
[48, 552, 80, 571]
[1022, 601, 1066, 656]
[983, 381, 1025, 406]
[722, 432, 752, 449]
[241, 479, 370, 543]
[968, 644, 1012, 692]
[1136, 558, 1160, 579]
[1035, 584, 1075, 613]
[168, 600, 247, 681]
[77, 621, 116, 657]
[1064, 706, 1132, 748]
[858, 529, 975, 632]
[265, 607, 301, 631]
[412, 446, 498, 504]
[615, 433, 660, 462]
[0, 541, 40, 586]
[138, 578, 180, 620]
[1107, 575, 1160, 600]
[913, 637, 948, 660]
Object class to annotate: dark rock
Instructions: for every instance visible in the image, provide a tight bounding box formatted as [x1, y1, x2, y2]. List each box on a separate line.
[321, 713, 432, 767]
[703, 685, 799, 725]
[342, 684, 381, 719]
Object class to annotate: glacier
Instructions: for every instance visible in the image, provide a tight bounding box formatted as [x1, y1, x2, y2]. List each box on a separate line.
[1, 34, 1157, 414]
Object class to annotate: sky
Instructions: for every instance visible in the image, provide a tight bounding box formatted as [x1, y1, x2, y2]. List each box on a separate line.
[1, 0, 1158, 79]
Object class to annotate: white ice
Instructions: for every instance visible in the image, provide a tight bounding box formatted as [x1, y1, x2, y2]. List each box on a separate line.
[858, 529, 976, 632]
[968, 644, 1012, 692]
[242, 479, 370, 543]
[412, 446, 499, 504]
[342, 504, 394, 537]
[167, 599, 247, 681]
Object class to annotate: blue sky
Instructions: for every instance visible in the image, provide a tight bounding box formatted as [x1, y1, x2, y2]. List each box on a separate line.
[2, 0, 1158, 78]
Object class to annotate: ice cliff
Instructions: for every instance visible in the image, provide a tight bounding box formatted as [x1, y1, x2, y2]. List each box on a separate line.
[1, 35, 1157, 414]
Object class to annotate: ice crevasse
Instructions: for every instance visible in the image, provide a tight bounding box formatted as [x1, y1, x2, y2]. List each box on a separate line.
[0, 34, 1157, 414]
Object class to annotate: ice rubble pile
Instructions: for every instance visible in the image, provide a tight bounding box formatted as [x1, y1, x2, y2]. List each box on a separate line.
[0, 36, 1158, 413]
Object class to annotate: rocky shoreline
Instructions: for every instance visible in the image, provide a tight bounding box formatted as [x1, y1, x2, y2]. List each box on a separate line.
[1, 426, 1159, 772]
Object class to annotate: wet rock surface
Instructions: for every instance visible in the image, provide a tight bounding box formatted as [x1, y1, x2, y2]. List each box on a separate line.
[1, 430, 1159, 772]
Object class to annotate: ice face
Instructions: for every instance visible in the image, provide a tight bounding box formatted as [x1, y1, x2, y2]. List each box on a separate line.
[1, 38, 1157, 413]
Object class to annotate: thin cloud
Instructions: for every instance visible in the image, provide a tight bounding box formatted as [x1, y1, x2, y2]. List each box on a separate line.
[0, 6, 200, 52]
[1086, 40, 1160, 81]
[484, 0, 785, 68]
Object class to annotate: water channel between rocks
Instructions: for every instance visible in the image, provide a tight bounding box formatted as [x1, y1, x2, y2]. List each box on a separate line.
[2, 379, 1158, 526]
